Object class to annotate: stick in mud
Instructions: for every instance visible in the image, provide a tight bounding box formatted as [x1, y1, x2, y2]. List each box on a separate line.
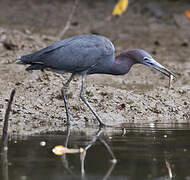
[59, 0, 80, 39]
[1, 89, 16, 150]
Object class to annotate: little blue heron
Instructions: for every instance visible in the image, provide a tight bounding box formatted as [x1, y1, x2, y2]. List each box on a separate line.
[17, 34, 175, 126]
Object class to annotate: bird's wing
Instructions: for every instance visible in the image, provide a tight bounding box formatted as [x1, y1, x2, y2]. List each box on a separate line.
[19, 35, 115, 73]
[18, 36, 79, 63]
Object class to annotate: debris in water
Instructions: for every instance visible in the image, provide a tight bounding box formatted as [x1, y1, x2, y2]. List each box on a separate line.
[52, 145, 84, 156]
[40, 141, 46, 146]
[122, 128, 127, 136]
[149, 123, 155, 128]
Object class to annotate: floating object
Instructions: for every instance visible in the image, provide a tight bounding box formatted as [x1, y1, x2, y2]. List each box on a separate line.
[52, 145, 84, 156]
[40, 141, 46, 146]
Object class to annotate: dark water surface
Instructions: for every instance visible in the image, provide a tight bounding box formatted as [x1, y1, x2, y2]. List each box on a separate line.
[1, 124, 190, 180]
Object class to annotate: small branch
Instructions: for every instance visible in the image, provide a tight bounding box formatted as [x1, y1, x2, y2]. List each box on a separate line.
[59, 0, 80, 39]
[1, 89, 16, 150]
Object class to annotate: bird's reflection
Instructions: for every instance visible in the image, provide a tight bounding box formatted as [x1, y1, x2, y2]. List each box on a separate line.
[60, 127, 117, 180]
[58, 127, 175, 180]
[60, 126, 73, 174]
[1, 148, 9, 180]
[1, 127, 176, 180]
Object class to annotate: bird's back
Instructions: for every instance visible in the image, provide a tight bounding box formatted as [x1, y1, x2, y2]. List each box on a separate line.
[17, 34, 115, 74]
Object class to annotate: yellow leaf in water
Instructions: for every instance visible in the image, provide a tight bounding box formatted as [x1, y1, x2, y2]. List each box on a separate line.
[112, 0, 129, 16]
[52, 145, 84, 156]
[52, 145, 68, 156]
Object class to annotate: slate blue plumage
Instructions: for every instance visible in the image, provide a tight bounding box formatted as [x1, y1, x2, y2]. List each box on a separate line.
[19, 35, 115, 74]
[17, 34, 174, 126]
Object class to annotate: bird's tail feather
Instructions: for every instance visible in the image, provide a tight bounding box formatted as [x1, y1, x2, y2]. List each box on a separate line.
[16, 54, 45, 71]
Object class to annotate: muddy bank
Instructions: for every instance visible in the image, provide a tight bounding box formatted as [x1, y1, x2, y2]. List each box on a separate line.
[0, 0, 190, 135]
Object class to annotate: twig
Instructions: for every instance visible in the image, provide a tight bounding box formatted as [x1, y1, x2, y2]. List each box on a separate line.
[1, 89, 16, 150]
[59, 0, 80, 39]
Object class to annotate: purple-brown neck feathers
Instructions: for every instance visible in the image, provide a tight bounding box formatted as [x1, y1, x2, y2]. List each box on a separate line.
[110, 51, 138, 75]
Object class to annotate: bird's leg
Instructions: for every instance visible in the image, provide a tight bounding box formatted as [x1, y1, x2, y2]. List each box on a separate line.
[61, 74, 75, 126]
[80, 73, 107, 127]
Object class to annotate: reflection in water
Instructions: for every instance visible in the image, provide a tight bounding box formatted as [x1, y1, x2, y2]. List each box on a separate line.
[61, 126, 73, 175]
[1, 149, 9, 180]
[165, 160, 172, 179]
[79, 128, 117, 179]
[59, 127, 117, 179]
[1, 125, 190, 180]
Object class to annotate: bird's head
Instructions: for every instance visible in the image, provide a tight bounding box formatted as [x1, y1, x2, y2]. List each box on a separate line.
[125, 49, 175, 77]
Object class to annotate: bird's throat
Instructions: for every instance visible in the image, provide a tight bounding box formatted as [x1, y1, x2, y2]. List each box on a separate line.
[110, 55, 136, 75]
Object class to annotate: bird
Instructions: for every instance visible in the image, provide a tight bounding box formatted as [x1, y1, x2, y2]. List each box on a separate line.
[17, 34, 175, 127]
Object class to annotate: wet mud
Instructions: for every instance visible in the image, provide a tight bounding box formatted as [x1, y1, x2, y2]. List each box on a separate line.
[0, 0, 190, 135]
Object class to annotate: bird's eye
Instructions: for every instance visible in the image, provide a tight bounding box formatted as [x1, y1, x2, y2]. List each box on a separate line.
[143, 57, 149, 61]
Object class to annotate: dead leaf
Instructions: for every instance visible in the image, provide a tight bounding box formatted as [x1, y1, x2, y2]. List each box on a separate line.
[184, 11, 190, 19]
[112, 0, 129, 16]
[52, 145, 84, 156]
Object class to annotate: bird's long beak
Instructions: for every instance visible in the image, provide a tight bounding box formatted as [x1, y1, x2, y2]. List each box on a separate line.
[143, 58, 175, 78]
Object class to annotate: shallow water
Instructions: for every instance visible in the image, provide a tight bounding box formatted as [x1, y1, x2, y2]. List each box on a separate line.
[1, 124, 190, 180]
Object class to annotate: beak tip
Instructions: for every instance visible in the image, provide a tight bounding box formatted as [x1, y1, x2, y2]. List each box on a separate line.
[144, 58, 176, 79]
